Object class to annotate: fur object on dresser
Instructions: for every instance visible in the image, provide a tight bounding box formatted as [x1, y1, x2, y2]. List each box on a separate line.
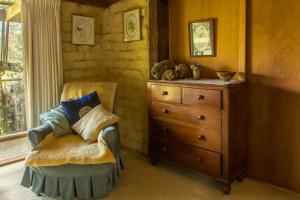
[151, 60, 175, 80]
[151, 60, 192, 80]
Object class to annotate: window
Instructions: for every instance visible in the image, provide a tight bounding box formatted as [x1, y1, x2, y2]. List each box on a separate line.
[0, 9, 26, 136]
[0, 4, 27, 165]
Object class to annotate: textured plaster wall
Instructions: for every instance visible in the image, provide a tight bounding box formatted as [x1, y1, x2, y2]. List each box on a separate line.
[61, 0, 153, 153]
[61, 2, 105, 82]
[101, 0, 151, 153]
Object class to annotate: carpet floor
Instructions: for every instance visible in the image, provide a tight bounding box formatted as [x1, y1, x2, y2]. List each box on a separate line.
[0, 148, 299, 200]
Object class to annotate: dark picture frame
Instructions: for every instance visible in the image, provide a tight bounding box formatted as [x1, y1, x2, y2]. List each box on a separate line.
[189, 18, 215, 57]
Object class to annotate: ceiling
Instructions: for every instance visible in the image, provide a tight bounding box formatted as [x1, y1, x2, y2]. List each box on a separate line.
[64, 0, 119, 7]
[0, 0, 119, 10]
[0, 0, 16, 10]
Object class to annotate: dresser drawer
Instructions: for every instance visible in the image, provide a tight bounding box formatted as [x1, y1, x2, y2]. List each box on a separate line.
[150, 84, 181, 103]
[150, 137, 221, 177]
[182, 88, 221, 109]
[152, 119, 221, 152]
[150, 102, 221, 131]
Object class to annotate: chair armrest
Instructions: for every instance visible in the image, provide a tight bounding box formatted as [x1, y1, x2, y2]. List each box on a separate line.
[28, 124, 53, 148]
[102, 124, 121, 157]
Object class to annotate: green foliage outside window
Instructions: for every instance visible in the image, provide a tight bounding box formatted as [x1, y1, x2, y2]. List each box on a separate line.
[0, 21, 26, 136]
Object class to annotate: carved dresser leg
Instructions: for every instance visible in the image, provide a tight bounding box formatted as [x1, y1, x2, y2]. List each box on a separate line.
[237, 170, 247, 182]
[150, 157, 158, 165]
[223, 183, 231, 195]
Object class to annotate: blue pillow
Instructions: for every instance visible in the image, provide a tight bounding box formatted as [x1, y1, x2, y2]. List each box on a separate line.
[61, 91, 100, 125]
[40, 105, 73, 137]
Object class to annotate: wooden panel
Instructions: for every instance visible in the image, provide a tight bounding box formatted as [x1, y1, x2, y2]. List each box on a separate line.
[169, 0, 244, 78]
[151, 102, 222, 131]
[152, 119, 221, 152]
[150, 137, 221, 177]
[157, 0, 169, 61]
[151, 84, 181, 103]
[247, 0, 300, 193]
[182, 87, 221, 109]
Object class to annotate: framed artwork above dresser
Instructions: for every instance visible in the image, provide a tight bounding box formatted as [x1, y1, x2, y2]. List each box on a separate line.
[147, 79, 247, 194]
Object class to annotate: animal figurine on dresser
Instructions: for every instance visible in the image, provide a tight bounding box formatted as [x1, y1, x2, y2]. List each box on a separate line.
[151, 60, 175, 80]
[161, 69, 177, 80]
[175, 63, 191, 79]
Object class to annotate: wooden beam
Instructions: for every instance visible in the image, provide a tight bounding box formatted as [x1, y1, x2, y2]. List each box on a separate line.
[0, 131, 27, 142]
[0, 153, 27, 166]
[63, 0, 119, 7]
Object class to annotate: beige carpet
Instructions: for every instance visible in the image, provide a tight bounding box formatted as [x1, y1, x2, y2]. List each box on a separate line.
[0, 148, 299, 200]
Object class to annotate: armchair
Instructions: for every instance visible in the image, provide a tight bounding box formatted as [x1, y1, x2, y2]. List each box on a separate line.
[21, 82, 123, 200]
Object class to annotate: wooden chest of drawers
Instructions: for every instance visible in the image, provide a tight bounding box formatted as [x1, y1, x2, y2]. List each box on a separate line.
[147, 80, 247, 194]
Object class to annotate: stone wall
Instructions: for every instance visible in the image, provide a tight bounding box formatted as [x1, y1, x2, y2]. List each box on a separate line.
[61, 0, 153, 153]
[101, 0, 150, 153]
[61, 2, 105, 82]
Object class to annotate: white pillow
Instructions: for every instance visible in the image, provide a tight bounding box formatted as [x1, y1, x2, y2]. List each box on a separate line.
[72, 104, 119, 143]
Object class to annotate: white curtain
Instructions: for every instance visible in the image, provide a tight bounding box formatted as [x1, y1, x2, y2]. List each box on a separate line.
[22, 0, 63, 129]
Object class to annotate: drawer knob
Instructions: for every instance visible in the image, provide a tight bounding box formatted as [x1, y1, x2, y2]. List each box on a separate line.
[162, 126, 169, 132]
[162, 91, 168, 96]
[198, 135, 206, 141]
[197, 95, 205, 100]
[197, 157, 204, 163]
[162, 147, 167, 152]
[197, 115, 205, 120]
[162, 108, 169, 114]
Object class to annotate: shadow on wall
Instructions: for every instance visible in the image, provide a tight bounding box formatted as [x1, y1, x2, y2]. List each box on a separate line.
[246, 0, 300, 193]
[247, 74, 300, 193]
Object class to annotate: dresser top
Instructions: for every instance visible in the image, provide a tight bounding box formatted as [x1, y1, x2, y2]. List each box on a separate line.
[148, 79, 245, 88]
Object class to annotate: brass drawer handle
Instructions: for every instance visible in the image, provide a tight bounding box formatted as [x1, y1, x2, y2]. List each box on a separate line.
[162, 126, 168, 132]
[197, 115, 205, 120]
[162, 147, 167, 152]
[162, 91, 168, 96]
[162, 108, 169, 114]
[198, 135, 206, 141]
[197, 157, 204, 163]
[197, 95, 205, 100]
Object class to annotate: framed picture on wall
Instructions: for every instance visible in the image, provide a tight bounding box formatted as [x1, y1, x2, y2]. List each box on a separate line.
[189, 18, 215, 57]
[123, 9, 141, 42]
[72, 15, 95, 45]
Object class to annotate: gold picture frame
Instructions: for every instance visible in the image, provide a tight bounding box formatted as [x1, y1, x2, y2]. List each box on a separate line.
[189, 18, 215, 57]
